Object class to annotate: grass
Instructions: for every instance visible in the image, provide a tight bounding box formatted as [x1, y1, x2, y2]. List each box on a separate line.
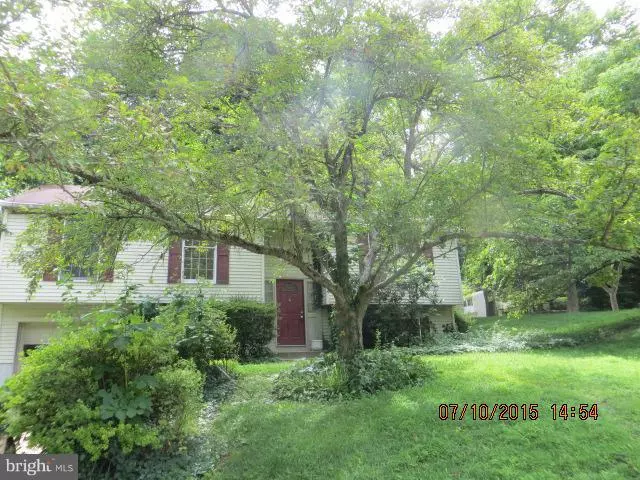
[473, 308, 640, 337]
[206, 310, 640, 479]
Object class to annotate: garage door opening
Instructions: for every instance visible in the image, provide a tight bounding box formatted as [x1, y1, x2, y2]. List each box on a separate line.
[13, 322, 59, 373]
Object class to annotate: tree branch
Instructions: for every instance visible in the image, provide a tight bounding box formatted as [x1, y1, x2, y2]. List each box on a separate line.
[519, 188, 577, 200]
[37, 156, 341, 294]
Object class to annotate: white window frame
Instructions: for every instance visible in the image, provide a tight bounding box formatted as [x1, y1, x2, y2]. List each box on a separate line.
[59, 264, 92, 282]
[181, 239, 217, 284]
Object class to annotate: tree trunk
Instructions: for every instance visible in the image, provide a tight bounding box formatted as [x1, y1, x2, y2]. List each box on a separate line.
[567, 279, 580, 312]
[603, 262, 622, 312]
[333, 299, 368, 360]
[603, 285, 620, 311]
[607, 289, 619, 311]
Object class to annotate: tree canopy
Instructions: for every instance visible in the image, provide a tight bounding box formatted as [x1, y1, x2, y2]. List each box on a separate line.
[1, 0, 638, 357]
[464, 19, 640, 313]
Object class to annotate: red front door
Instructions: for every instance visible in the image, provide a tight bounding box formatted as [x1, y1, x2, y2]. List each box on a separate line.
[276, 279, 305, 345]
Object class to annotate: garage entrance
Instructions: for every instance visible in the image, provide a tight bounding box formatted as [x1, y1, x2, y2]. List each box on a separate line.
[13, 322, 58, 373]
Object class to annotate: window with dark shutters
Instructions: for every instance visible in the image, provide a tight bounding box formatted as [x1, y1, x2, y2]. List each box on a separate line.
[167, 240, 230, 284]
[42, 225, 60, 282]
[42, 224, 115, 283]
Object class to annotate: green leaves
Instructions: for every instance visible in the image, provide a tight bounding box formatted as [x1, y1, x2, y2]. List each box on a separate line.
[162, 295, 238, 372]
[4, 0, 639, 354]
[98, 383, 153, 421]
[0, 304, 203, 465]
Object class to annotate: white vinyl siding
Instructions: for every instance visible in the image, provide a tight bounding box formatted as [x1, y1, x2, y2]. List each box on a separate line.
[428, 305, 455, 333]
[322, 241, 464, 306]
[264, 256, 309, 282]
[430, 242, 464, 305]
[0, 303, 18, 365]
[0, 212, 263, 303]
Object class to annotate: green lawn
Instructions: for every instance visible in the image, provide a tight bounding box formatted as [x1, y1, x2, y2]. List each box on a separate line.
[473, 308, 640, 336]
[207, 310, 640, 479]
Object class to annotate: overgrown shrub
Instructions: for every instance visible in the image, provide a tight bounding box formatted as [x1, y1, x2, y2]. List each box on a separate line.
[453, 310, 473, 333]
[211, 299, 276, 361]
[158, 294, 275, 363]
[361, 262, 437, 347]
[324, 308, 340, 351]
[0, 309, 203, 476]
[158, 295, 237, 372]
[363, 305, 433, 347]
[343, 349, 434, 394]
[138, 298, 161, 321]
[407, 327, 534, 355]
[273, 349, 433, 401]
[272, 354, 347, 401]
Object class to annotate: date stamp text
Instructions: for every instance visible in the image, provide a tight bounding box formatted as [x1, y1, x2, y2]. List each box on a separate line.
[438, 403, 599, 421]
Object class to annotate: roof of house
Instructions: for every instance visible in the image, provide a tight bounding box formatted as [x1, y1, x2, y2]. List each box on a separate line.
[0, 185, 89, 208]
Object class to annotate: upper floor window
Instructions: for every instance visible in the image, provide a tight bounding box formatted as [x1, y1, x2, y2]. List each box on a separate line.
[182, 240, 216, 282]
[39, 217, 115, 283]
[60, 244, 98, 281]
[64, 264, 93, 281]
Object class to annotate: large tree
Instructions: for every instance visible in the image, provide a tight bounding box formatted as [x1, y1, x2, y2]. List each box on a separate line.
[1, 0, 631, 359]
[463, 238, 631, 312]
[463, 20, 640, 314]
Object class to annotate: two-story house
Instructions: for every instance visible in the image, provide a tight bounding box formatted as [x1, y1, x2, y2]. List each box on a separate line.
[0, 185, 463, 384]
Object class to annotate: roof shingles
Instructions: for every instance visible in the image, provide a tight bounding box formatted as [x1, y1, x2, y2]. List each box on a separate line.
[0, 185, 88, 207]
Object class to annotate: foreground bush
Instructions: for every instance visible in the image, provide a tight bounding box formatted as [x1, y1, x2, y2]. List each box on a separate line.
[0, 310, 203, 475]
[211, 299, 276, 361]
[160, 294, 275, 362]
[273, 349, 433, 401]
[158, 294, 238, 372]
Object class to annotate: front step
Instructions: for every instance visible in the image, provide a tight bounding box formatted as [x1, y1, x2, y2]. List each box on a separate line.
[277, 351, 324, 360]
